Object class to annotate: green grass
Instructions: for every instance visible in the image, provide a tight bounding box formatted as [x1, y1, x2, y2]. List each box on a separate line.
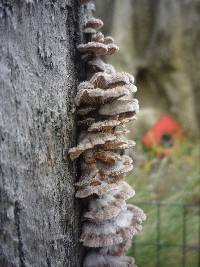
[126, 139, 200, 267]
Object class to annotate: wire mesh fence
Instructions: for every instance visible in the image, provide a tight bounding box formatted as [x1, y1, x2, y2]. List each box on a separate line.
[132, 202, 200, 267]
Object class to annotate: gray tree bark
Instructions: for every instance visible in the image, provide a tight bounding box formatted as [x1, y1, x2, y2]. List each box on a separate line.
[0, 1, 85, 266]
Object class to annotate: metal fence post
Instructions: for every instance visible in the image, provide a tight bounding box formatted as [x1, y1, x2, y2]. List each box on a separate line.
[198, 205, 200, 267]
[182, 205, 187, 267]
[156, 202, 161, 267]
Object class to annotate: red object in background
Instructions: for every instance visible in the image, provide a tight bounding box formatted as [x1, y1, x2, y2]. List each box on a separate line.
[142, 115, 185, 149]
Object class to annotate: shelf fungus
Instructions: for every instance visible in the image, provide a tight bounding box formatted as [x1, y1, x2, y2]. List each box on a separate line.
[68, 1, 146, 266]
[84, 17, 104, 34]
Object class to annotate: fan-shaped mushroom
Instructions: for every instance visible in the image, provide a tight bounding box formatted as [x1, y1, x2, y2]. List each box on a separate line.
[80, 205, 145, 247]
[76, 180, 123, 198]
[88, 120, 121, 133]
[90, 72, 130, 89]
[83, 194, 127, 221]
[104, 36, 115, 44]
[83, 253, 136, 267]
[107, 43, 119, 55]
[75, 86, 132, 106]
[68, 2, 145, 266]
[69, 133, 117, 160]
[99, 99, 139, 116]
[78, 42, 108, 57]
[101, 139, 136, 150]
[86, 17, 104, 30]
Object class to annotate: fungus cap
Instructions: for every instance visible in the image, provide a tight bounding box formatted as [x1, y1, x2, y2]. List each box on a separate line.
[83, 253, 136, 267]
[86, 17, 104, 30]
[80, 205, 144, 247]
[90, 72, 130, 89]
[101, 139, 136, 150]
[99, 99, 139, 116]
[69, 133, 117, 160]
[76, 180, 123, 198]
[75, 86, 131, 106]
[88, 120, 121, 133]
[78, 42, 108, 57]
[104, 36, 115, 44]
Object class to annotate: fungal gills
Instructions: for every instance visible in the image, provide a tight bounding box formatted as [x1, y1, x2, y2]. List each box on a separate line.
[68, 1, 146, 266]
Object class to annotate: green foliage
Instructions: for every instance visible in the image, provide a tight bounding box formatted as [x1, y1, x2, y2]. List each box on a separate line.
[127, 139, 200, 266]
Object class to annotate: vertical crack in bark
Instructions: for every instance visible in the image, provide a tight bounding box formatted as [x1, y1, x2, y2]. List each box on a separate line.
[14, 201, 25, 267]
[46, 255, 51, 267]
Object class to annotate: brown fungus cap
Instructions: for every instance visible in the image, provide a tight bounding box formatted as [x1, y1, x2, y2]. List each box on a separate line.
[68, 0, 145, 264]
[98, 156, 133, 177]
[99, 99, 139, 116]
[81, 153, 133, 176]
[90, 72, 130, 89]
[76, 180, 122, 198]
[82, 204, 145, 248]
[100, 138, 136, 151]
[76, 182, 134, 213]
[78, 42, 108, 57]
[88, 120, 121, 133]
[75, 172, 123, 189]
[85, 17, 104, 30]
[94, 151, 122, 164]
[107, 43, 119, 55]
[104, 36, 115, 44]
[112, 181, 135, 201]
[95, 181, 135, 202]
[84, 27, 97, 34]
[82, 150, 122, 164]
[68, 133, 117, 160]
[117, 113, 137, 123]
[80, 205, 144, 247]
[83, 196, 127, 222]
[75, 86, 131, 107]
[127, 204, 147, 223]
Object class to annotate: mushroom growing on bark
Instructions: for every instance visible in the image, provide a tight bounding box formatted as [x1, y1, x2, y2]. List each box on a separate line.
[68, 1, 146, 266]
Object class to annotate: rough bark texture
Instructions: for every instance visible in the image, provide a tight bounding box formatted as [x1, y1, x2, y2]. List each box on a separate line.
[0, 1, 85, 266]
[96, 0, 200, 136]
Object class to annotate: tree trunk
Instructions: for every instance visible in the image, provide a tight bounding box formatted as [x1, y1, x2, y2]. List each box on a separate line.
[0, 1, 85, 266]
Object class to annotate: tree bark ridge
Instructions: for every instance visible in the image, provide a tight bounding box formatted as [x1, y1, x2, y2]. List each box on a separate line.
[0, 1, 85, 266]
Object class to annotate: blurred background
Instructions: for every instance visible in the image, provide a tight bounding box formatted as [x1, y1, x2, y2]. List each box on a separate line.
[96, 1, 200, 266]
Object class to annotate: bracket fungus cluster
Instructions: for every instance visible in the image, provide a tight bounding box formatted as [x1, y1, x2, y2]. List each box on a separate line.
[69, 1, 146, 266]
